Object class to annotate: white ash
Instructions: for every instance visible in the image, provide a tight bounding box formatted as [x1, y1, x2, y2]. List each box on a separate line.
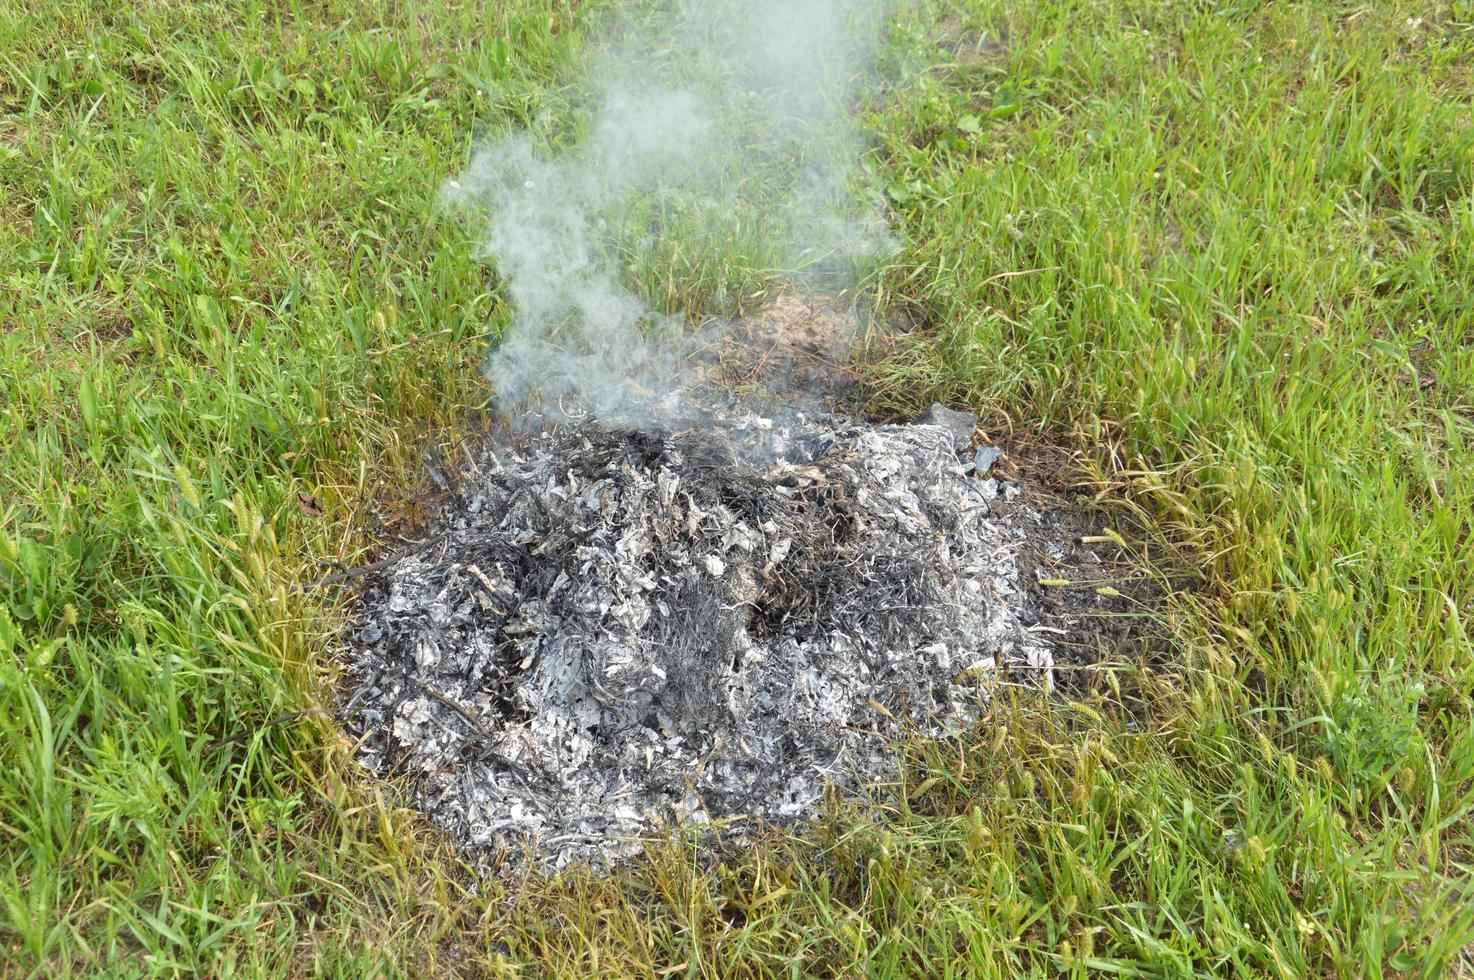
[343, 410, 1052, 869]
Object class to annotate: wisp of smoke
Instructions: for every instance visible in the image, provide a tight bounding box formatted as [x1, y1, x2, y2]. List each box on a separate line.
[444, 0, 893, 426]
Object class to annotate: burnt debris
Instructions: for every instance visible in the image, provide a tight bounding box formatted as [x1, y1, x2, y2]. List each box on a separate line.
[343, 409, 1053, 869]
[913, 402, 978, 449]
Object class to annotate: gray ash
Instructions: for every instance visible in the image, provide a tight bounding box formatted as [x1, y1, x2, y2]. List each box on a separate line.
[343, 409, 1052, 869]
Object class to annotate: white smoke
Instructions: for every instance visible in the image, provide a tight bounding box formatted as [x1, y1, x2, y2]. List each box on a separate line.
[444, 0, 893, 425]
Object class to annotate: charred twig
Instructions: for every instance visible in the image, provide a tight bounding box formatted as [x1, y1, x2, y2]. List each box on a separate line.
[422, 688, 492, 739]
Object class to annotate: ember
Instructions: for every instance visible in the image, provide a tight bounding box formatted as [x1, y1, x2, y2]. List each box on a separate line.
[343, 407, 1054, 869]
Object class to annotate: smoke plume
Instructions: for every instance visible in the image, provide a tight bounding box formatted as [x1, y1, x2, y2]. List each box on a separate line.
[444, 0, 892, 425]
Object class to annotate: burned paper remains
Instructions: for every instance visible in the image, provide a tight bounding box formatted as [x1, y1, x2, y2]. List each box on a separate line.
[344, 410, 1053, 869]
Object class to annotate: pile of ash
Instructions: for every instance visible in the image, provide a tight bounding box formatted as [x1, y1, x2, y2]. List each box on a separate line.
[342, 408, 1053, 869]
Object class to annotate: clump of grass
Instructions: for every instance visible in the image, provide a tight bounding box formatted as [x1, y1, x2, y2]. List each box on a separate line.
[1, 0, 577, 971]
[3, 0, 1473, 975]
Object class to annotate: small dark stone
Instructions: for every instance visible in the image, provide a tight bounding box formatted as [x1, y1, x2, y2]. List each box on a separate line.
[914, 402, 977, 448]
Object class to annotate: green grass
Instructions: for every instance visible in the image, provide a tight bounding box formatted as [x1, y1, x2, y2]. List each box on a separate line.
[3, 0, 1473, 975]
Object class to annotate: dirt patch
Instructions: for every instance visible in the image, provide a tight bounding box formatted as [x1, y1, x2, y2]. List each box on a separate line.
[699, 293, 866, 407]
[1003, 464, 1175, 699]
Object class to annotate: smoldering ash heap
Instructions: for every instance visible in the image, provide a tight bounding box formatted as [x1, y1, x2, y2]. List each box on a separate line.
[341, 0, 1055, 869]
[344, 407, 1054, 868]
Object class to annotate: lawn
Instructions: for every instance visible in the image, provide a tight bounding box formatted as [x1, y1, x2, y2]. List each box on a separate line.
[2, 0, 1473, 975]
